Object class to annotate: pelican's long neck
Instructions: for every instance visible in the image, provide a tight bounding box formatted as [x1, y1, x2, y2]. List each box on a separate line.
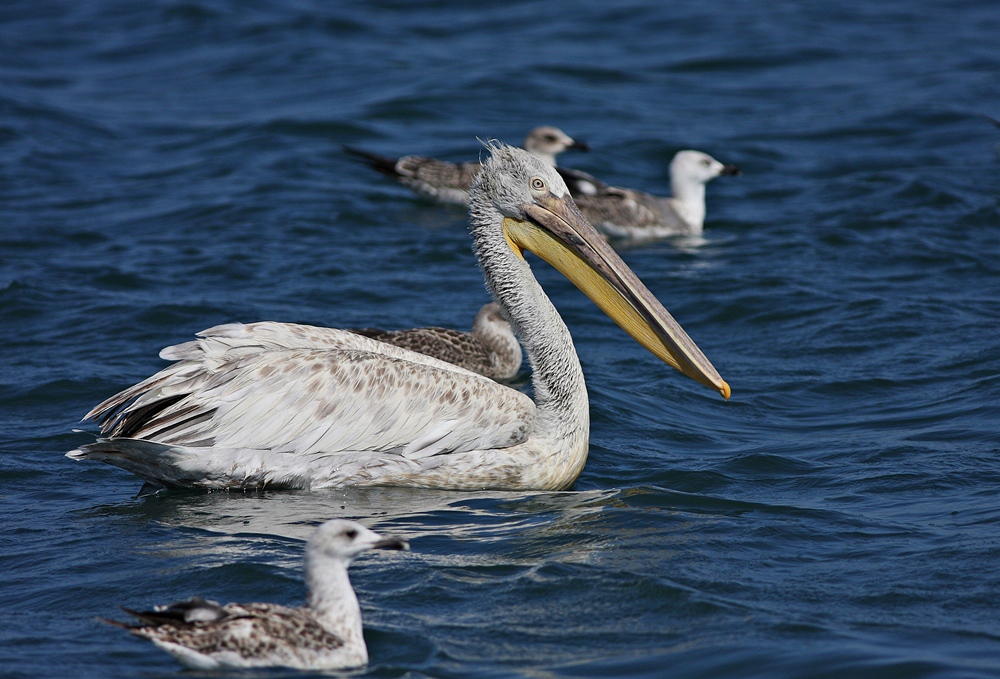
[305, 551, 367, 661]
[669, 174, 707, 231]
[471, 211, 589, 451]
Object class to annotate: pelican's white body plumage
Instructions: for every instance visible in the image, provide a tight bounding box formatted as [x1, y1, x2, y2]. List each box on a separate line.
[106, 520, 407, 671]
[72, 323, 541, 490]
[70, 143, 728, 491]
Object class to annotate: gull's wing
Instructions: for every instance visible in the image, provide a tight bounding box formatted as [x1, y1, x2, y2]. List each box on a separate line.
[393, 155, 481, 202]
[344, 146, 479, 204]
[349, 326, 501, 378]
[574, 187, 688, 235]
[121, 601, 345, 666]
[83, 322, 535, 461]
[556, 166, 611, 196]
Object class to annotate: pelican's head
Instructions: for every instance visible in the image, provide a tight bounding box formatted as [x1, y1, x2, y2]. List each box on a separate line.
[307, 520, 408, 565]
[471, 142, 730, 399]
[671, 150, 741, 186]
[523, 126, 590, 166]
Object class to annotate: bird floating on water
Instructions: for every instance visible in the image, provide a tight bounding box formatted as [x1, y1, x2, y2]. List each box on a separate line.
[560, 150, 740, 240]
[345, 126, 589, 204]
[69, 142, 728, 491]
[102, 520, 408, 671]
[349, 302, 522, 381]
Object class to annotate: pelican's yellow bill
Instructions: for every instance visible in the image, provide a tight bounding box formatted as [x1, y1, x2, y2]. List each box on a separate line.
[504, 211, 730, 399]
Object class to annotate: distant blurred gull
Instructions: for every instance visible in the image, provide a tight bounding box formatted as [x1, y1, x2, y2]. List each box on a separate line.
[103, 520, 407, 671]
[561, 150, 740, 240]
[345, 126, 589, 204]
[350, 303, 522, 381]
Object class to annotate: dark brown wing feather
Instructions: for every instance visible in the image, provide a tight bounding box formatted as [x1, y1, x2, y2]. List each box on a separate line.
[350, 327, 498, 377]
[574, 187, 684, 232]
[117, 602, 344, 660]
[394, 156, 480, 191]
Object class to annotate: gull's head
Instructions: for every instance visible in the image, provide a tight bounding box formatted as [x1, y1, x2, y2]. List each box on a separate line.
[307, 520, 408, 564]
[470, 142, 730, 399]
[523, 126, 590, 165]
[473, 302, 511, 331]
[671, 150, 741, 185]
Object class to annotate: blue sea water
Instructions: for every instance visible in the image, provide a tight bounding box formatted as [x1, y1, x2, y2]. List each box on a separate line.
[2, 0, 1000, 676]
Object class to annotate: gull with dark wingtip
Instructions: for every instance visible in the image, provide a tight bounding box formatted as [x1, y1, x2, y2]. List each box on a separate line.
[103, 520, 407, 671]
[345, 126, 590, 204]
[69, 143, 728, 491]
[560, 150, 740, 240]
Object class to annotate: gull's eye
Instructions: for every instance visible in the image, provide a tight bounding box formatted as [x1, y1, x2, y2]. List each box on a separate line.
[344, 529, 358, 539]
[544, 134, 557, 142]
[530, 177, 546, 192]
[702, 159, 712, 166]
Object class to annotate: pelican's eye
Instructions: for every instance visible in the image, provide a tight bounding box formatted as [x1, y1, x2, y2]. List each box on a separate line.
[530, 177, 546, 193]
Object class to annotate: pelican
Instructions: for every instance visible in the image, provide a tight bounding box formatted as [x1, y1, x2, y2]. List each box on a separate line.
[103, 520, 408, 671]
[345, 126, 589, 204]
[68, 142, 729, 491]
[349, 302, 522, 381]
[561, 150, 740, 240]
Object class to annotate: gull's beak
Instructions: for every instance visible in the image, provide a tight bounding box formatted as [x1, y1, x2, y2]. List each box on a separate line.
[503, 193, 730, 399]
[720, 164, 741, 176]
[569, 139, 591, 152]
[371, 536, 409, 551]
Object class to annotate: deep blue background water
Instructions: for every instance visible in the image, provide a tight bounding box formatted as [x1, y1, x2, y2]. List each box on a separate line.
[2, 1, 1000, 677]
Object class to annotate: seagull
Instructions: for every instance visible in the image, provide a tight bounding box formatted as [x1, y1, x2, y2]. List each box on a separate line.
[68, 142, 728, 491]
[102, 520, 408, 671]
[349, 302, 522, 381]
[561, 150, 740, 240]
[345, 126, 590, 204]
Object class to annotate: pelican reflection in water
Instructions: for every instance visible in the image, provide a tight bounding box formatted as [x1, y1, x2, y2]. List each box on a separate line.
[69, 143, 728, 491]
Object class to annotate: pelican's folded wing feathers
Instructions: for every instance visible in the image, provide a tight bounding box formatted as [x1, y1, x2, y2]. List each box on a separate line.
[82, 322, 535, 462]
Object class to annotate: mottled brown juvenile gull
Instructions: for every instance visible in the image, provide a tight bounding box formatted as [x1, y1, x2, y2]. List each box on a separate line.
[561, 150, 740, 240]
[103, 520, 407, 671]
[68, 143, 728, 491]
[350, 303, 522, 381]
[345, 126, 590, 204]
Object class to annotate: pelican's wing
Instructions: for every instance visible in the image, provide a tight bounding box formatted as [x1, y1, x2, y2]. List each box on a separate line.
[84, 322, 535, 460]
